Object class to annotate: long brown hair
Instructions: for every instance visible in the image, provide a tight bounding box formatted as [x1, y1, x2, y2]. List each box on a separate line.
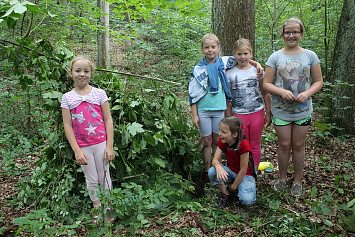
[220, 116, 244, 148]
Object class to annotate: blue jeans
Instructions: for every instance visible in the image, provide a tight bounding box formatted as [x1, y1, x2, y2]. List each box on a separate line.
[208, 166, 256, 206]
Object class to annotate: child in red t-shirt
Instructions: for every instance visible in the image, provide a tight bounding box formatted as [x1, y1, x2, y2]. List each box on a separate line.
[208, 116, 256, 208]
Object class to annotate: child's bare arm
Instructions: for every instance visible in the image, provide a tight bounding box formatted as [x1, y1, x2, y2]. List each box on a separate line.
[212, 148, 229, 182]
[249, 60, 264, 76]
[102, 101, 115, 162]
[296, 63, 323, 103]
[191, 103, 199, 129]
[229, 152, 249, 193]
[260, 79, 271, 127]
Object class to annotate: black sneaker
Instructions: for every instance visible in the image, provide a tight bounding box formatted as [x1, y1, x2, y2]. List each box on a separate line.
[217, 192, 230, 208]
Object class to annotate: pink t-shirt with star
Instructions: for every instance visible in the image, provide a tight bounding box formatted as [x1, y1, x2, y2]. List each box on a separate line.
[61, 87, 109, 147]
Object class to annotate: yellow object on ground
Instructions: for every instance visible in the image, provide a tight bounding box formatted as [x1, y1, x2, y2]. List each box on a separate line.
[258, 162, 274, 172]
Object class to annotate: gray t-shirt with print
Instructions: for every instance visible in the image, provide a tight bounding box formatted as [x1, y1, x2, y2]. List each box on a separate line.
[226, 66, 264, 114]
[266, 49, 320, 121]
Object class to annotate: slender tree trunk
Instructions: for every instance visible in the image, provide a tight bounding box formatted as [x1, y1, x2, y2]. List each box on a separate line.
[211, 0, 255, 56]
[324, 0, 328, 81]
[329, 0, 355, 134]
[97, 0, 110, 68]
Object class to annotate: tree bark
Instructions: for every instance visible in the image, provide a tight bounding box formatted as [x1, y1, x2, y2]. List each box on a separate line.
[97, 0, 110, 68]
[329, 0, 355, 134]
[211, 0, 255, 56]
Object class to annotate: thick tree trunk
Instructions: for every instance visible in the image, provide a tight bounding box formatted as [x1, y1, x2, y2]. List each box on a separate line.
[329, 0, 355, 134]
[211, 0, 255, 56]
[97, 0, 110, 68]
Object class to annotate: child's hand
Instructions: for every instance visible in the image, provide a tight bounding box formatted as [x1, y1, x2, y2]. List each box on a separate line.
[104, 147, 115, 162]
[192, 115, 200, 129]
[281, 89, 296, 102]
[295, 91, 309, 104]
[264, 112, 271, 127]
[256, 63, 264, 77]
[216, 166, 229, 182]
[75, 150, 88, 165]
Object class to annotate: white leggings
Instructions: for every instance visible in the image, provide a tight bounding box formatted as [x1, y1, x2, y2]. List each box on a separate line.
[80, 141, 112, 202]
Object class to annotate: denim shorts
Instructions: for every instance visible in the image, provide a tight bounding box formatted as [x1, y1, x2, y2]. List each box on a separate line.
[208, 166, 256, 206]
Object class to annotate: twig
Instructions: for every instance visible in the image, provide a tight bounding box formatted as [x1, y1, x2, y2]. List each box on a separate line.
[320, 183, 355, 193]
[192, 216, 208, 234]
[97, 68, 182, 85]
[0, 39, 61, 62]
[121, 173, 145, 180]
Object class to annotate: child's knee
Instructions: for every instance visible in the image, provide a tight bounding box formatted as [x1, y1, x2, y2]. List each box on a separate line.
[208, 167, 217, 179]
[240, 196, 255, 206]
[238, 188, 256, 206]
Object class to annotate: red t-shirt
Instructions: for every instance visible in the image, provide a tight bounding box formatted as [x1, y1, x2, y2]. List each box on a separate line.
[218, 138, 253, 176]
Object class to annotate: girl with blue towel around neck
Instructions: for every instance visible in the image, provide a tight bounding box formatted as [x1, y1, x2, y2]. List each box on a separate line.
[189, 33, 263, 182]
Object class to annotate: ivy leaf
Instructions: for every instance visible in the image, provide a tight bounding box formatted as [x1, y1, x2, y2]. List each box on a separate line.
[127, 122, 144, 136]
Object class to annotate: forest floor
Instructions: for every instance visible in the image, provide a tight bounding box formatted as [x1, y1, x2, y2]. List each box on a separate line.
[1, 112, 354, 236]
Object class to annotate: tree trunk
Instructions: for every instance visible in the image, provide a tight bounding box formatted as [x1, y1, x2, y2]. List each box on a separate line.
[211, 0, 255, 56]
[329, 0, 355, 134]
[97, 0, 110, 68]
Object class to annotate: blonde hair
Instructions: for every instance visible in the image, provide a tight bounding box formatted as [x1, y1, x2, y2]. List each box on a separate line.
[68, 56, 95, 75]
[201, 33, 220, 49]
[233, 38, 253, 55]
[280, 17, 305, 38]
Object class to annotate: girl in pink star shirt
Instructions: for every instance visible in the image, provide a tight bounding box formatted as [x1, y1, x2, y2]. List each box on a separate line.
[61, 56, 114, 221]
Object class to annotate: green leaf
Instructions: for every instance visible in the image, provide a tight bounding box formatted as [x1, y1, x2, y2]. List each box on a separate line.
[13, 3, 27, 14]
[2, 6, 15, 17]
[13, 96, 23, 100]
[335, 174, 341, 185]
[321, 218, 333, 227]
[311, 186, 317, 199]
[144, 135, 156, 145]
[111, 105, 122, 110]
[43, 91, 63, 99]
[127, 122, 144, 136]
[136, 213, 144, 221]
[130, 101, 140, 107]
[159, 196, 169, 202]
[47, 11, 57, 18]
[154, 157, 165, 168]
[347, 198, 355, 208]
